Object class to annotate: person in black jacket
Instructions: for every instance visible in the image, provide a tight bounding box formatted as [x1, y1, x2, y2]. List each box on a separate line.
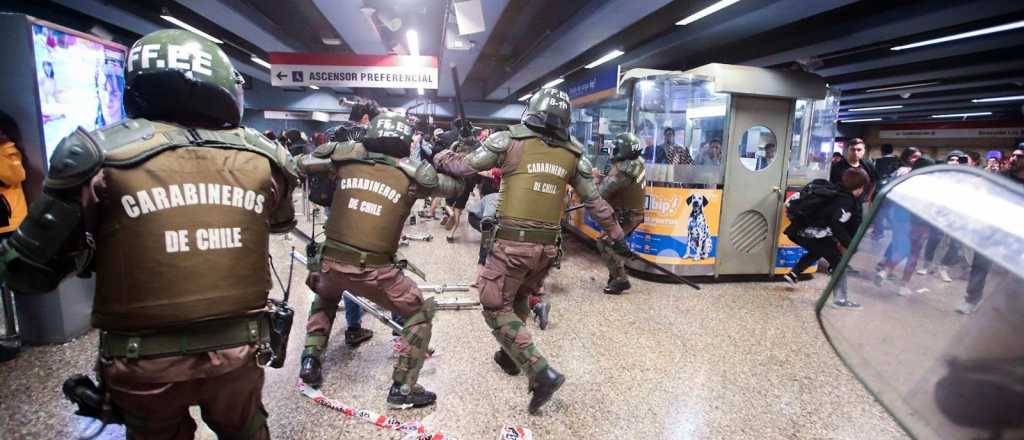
[782, 168, 870, 308]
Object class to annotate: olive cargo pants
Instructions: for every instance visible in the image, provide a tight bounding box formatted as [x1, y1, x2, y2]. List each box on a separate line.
[477, 239, 557, 377]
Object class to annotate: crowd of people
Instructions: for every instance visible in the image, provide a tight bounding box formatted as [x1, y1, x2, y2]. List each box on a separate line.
[785, 137, 1024, 314]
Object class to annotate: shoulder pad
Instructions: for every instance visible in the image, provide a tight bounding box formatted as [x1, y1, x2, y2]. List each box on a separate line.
[483, 131, 512, 154]
[616, 159, 645, 179]
[331, 141, 369, 163]
[576, 155, 594, 178]
[242, 128, 299, 187]
[508, 124, 537, 139]
[396, 157, 439, 189]
[312, 142, 337, 159]
[45, 128, 105, 189]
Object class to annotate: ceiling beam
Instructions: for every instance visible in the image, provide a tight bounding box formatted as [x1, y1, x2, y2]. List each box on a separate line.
[816, 33, 1024, 78]
[840, 89, 1024, 110]
[485, 0, 673, 100]
[174, 0, 304, 53]
[311, 0, 388, 54]
[841, 76, 1024, 101]
[834, 60, 1024, 91]
[741, 0, 1024, 67]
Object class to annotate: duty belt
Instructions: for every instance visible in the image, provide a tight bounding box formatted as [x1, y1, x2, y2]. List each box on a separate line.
[99, 314, 270, 360]
[494, 225, 561, 245]
[321, 239, 394, 266]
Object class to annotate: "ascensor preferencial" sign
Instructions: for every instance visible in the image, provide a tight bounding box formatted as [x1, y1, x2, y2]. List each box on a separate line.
[269, 53, 438, 89]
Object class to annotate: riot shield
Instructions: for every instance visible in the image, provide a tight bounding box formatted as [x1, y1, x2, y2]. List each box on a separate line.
[817, 166, 1024, 440]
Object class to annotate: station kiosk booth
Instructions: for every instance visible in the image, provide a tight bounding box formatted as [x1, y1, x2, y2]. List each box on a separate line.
[564, 63, 840, 278]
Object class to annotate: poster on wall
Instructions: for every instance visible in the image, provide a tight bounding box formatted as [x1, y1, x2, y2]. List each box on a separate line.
[579, 187, 722, 267]
[32, 22, 127, 161]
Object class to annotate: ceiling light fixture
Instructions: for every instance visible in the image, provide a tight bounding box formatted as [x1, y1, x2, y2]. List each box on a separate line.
[971, 95, 1024, 103]
[543, 78, 565, 88]
[321, 37, 342, 46]
[891, 19, 1024, 51]
[250, 55, 271, 69]
[849, 105, 903, 112]
[930, 112, 992, 118]
[406, 30, 424, 96]
[585, 50, 625, 69]
[864, 81, 940, 93]
[161, 15, 223, 44]
[309, 85, 320, 90]
[676, 0, 742, 26]
[518, 93, 533, 102]
[839, 118, 883, 123]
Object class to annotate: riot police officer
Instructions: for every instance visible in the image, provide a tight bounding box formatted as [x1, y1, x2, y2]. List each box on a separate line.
[0, 29, 298, 438]
[298, 112, 464, 408]
[433, 88, 629, 414]
[596, 133, 646, 294]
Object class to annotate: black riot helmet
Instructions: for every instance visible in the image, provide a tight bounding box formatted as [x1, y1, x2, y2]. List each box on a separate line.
[611, 133, 643, 161]
[361, 112, 413, 158]
[123, 29, 245, 129]
[522, 88, 571, 141]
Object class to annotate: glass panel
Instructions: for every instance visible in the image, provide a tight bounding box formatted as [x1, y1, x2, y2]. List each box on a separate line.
[736, 126, 777, 171]
[630, 75, 728, 188]
[787, 89, 841, 187]
[819, 169, 1024, 440]
[569, 97, 628, 175]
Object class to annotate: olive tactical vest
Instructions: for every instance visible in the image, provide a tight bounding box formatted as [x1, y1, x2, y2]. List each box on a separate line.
[498, 138, 578, 225]
[325, 161, 415, 255]
[93, 147, 275, 331]
[605, 159, 646, 212]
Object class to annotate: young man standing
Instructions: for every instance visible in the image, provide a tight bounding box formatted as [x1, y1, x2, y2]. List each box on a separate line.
[830, 138, 878, 203]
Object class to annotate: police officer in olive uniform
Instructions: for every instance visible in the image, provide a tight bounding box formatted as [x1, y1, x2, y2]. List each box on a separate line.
[0, 30, 297, 439]
[297, 112, 464, 408]
[433, 88, 630, 414]
[596, 133, 646, 295]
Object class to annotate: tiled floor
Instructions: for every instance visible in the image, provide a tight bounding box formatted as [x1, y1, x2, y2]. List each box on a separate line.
[0, 199, 906, 439]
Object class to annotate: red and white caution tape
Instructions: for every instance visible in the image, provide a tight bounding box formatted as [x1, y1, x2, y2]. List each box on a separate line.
[297, 381, 455, 440]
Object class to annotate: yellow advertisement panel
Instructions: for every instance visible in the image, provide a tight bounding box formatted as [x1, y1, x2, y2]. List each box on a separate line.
[576, 186, 723, 266]
[774, 187, 817, 275]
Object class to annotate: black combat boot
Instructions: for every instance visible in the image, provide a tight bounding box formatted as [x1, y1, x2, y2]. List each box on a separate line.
[528, 366, 565, 414]
[300, 356, 323, 388]
[345, 327, 374, 348]
[532, 301, 550, 330]
[603, 277, 631, 295]
[387, 382, 437, 409]
[493, 350, 521, 376]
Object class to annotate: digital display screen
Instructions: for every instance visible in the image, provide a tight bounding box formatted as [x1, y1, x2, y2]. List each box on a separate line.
[32, 23, 126, 162]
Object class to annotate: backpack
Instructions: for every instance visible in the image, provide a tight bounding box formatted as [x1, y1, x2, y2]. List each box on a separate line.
[786, 179, 840, 227]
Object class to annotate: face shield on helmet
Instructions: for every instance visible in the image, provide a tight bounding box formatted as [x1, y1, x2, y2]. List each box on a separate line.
[522, 88, 571, 140]
[362, 112, 413, 158]
[612, 133, 643, 161]
[123, 29, 244, 129]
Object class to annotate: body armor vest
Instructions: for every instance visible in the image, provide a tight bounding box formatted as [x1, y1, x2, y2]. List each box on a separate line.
[498, 138, 578, 225]
[325, 161, 415, 255]
[606, 160, 646, 212]
[93, 147, 274, 330]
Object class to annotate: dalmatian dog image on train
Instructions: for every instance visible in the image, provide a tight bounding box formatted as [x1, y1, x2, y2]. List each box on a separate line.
[682, 193, 712, 260]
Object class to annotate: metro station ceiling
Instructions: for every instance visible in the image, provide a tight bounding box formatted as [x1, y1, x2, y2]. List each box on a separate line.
[11, 0, 1024, 124]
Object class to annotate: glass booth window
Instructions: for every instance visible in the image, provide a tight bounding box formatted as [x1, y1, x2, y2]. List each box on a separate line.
[630, 75, 728, 188]
[737, 126, 777, 171]
[569, 97, 628, 174]
[787, 90, 840, 186]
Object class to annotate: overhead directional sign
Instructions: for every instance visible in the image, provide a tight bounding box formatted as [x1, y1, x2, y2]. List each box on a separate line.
[269, 53, 439, 89]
